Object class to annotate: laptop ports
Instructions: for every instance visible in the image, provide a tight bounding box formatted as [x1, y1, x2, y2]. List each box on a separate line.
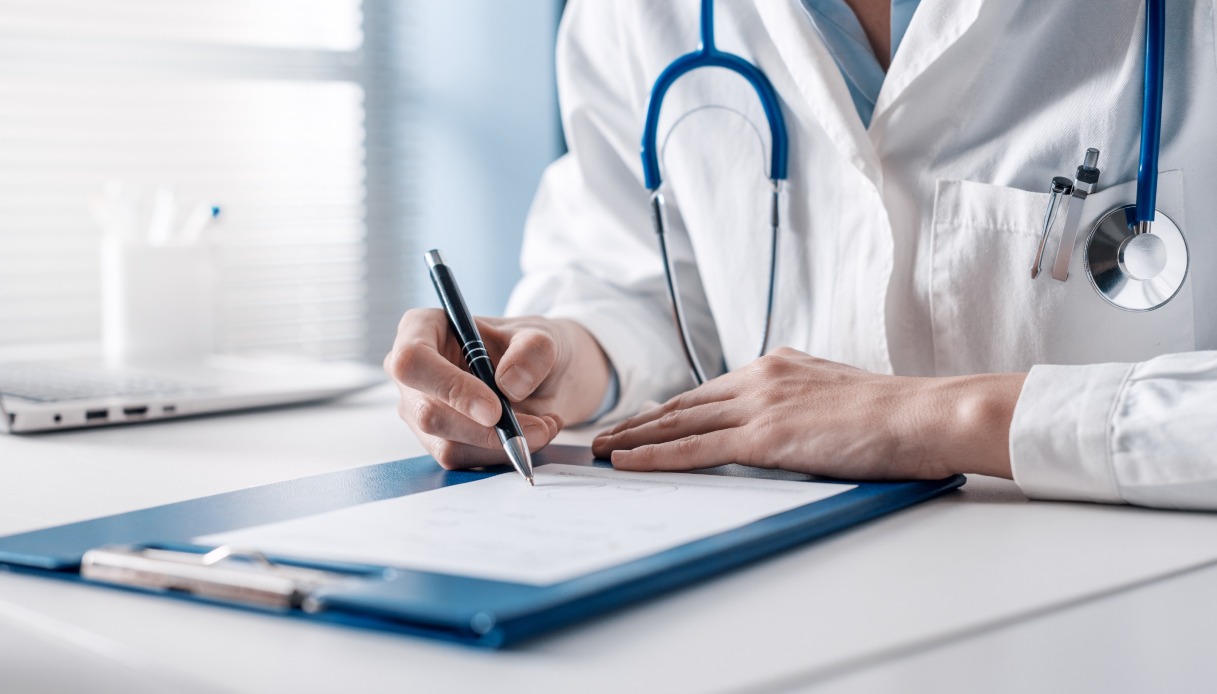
[85, 409, 109, 421]
[123, 406, 148, 417]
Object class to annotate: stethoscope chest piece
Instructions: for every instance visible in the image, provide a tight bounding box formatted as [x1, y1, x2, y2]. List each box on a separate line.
[1084, 205, 1188, 311]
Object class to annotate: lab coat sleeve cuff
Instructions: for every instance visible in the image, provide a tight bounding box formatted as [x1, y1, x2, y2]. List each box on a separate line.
[1009, 362, 1134, 504]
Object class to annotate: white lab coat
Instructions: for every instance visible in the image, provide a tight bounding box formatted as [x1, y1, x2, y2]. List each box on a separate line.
[506, 0, 1217, 510]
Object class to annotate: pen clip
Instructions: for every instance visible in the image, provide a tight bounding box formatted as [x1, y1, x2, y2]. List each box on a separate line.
[1032, 176, 1074, 279]
[1050, 149, 1102, 282]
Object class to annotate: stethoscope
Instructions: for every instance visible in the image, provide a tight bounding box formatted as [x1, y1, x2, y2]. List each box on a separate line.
[640, 0, 1184, 386]
[1083, 0, 1187, 313]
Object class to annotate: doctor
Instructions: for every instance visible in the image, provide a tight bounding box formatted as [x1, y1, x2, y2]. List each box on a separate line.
[387, 0, 1217, 510]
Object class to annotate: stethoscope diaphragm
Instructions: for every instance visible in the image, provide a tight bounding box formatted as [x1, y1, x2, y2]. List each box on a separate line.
[1084, 205, 1188, 311]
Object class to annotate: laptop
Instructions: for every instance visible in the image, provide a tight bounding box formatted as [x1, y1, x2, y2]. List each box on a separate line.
[0, 353, 385, 434]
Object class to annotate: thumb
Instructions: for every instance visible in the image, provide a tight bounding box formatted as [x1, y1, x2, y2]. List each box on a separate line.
[495, 329, 559, 402]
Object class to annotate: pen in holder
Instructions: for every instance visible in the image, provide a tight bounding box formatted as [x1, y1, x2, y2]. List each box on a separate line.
[92, 182, 221, 360]
[1031, 176, 1074, 279]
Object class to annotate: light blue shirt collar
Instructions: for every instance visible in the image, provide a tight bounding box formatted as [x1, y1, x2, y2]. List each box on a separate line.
[798, 0, 922, 127]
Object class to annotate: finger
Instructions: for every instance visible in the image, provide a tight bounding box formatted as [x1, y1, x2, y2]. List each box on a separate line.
[388, 342, 502, 427]
[408, 395, 501, 450]
[597, 379, 737, 439]
[387, 307, 453, 361]
[495, 329, 559, 402]
[410, 395, 561, 451]
[420, 413, 564, 470]
[472, 318, 512, 360]
[591, 401, 742, 458]
[518, 412, 564, 452]
[609, 428, 745, 472]
[420, 433, 520, 470]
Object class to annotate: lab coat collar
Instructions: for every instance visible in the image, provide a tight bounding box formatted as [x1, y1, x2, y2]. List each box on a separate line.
[755, 0, 881, 185]
[872, 0, 986, 122]
[754, 0, 986, 184]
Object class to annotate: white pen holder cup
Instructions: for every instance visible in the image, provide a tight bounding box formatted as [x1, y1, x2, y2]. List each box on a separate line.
[100, 238, 215, 360]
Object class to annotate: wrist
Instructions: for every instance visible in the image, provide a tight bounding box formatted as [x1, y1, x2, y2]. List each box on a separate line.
[920, 373, 1025, 479]
[550, 318, 612, 424]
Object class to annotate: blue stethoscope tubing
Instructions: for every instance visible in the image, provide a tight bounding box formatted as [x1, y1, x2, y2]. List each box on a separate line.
[640, 0, 789, 190]
[1136, 0, 1164, 227]
[640, 0, 791, 385]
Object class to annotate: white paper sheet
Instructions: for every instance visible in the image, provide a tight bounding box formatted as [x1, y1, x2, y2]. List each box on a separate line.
[196, 464, 853, 586]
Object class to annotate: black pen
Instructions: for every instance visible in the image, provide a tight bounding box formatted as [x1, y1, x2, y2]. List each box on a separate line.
[425, 249, 535, 486]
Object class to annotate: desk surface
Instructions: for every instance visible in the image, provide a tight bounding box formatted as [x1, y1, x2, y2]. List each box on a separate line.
[2, 384, 1216, 693]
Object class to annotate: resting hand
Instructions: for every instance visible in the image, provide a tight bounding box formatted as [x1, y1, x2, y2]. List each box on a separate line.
[386, 310, 608, 469]
[592, 347, 1023, 480]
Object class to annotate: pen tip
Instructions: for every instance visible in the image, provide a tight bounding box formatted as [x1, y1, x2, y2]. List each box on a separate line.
[528, 477, 535, 487]
[503, 436, 535, 486]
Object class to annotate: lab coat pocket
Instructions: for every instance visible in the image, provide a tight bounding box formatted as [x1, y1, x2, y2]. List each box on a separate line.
[929, 172, 1193, 375]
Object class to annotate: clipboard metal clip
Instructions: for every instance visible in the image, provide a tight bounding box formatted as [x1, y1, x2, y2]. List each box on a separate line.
[81, 545, 356, 612]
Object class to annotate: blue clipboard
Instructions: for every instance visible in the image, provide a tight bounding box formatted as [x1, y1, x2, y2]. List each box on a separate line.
[0, 445, 964, 648]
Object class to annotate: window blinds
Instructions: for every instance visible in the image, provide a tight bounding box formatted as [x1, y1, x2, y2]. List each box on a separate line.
[0, 0, 414, 362]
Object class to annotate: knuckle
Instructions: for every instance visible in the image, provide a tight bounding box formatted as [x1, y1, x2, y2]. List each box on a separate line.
[521, 330, 558, 363]
[413, 399, 443, 434]
[392, 342, 426, 380]
[661, 394, 685, 415]
[657, 409, 683, 431]
[431, 440, 459, 469]
[675, 435, 700, 457]
[442, 374, 469, 409]
[753, 355, 779, 377]
[399, 307, 439, 331]
[502, 331, 558, 382]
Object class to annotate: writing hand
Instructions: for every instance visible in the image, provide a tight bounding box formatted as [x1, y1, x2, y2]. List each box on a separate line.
[386, 310, 609, 469]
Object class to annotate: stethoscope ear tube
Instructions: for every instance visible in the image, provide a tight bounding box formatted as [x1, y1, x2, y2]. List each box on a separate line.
[650, 182, 782, 386]
[1135, 0, 1165, 229]
[651, 189, 711, 386]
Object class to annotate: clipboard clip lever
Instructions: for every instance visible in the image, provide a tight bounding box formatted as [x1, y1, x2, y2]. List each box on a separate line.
[81, 545, 355, 612]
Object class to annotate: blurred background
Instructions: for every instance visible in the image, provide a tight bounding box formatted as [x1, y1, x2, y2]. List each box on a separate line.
[0, 0, 564, 364]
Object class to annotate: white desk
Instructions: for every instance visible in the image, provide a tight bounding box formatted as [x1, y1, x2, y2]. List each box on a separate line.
[2, 384, 1216, 693]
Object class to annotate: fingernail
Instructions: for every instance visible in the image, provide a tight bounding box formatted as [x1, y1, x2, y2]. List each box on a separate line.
[470, 398, 497, 426]
[498, 365, 530, 401]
